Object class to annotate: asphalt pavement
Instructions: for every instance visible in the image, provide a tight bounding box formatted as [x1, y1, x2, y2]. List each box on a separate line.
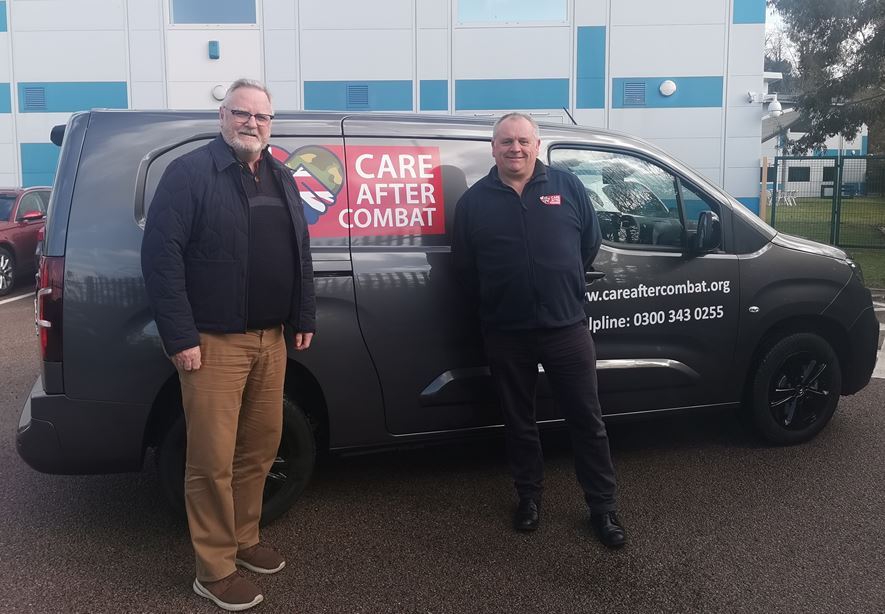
[1, 283, 884, 613]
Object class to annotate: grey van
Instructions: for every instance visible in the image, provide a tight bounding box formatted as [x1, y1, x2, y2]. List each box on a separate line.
[18, 111, 879, 522]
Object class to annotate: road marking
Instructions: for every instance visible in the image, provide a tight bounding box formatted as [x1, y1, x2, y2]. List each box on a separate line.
[0, 293, 31, 306]
[873, 352, 885, 379]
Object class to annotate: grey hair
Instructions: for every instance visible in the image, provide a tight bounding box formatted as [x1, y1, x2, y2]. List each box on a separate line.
[222, 78, 273, 108]
[492, 112, 540, 141]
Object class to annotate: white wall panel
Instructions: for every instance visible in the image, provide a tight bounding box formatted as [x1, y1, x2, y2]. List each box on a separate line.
[264, 29, 298, 81]
[13, 31, 127, 80]
[300, 0, 411, 30]
[127, 0, 161, 30]
[129, 30, 164, 82]
[15, 112, 69, 142]
[611, 0, 725, 25]
[266, 80, 298, 110]
[725, 136, 761, 168]
[573, 109, 606, 128]
[0, 116, 13, 143]
[168, 82, 241, 109]
[453, 27, 570, 79]
[650, 137, 722, 169]
[13, 0, 125, 30]
[0, 173, 17, 185]
[417, 28, 447, 78]
[165, 30, 261, 82]
[417, 0, 447, 28]
[728, 24, 765, 75]
[609, 25, 725, 76]
[262, 0, 297, 30]
[575, 0, 606, 25]
[724, 165, 761, 196]
[725, 106, 763, 138]
[130, 82, 165, 108]
[300, 29, 412, 80]
[610, 108, 723, 139]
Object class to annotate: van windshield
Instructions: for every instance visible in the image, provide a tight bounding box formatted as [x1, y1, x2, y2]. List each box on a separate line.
[0, 195, 16, 220]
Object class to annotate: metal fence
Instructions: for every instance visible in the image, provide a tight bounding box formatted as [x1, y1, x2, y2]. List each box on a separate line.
[768, 155, 885, 249]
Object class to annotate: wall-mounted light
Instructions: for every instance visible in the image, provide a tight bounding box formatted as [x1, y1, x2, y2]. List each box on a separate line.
[659, 80, 677, 97]
[212, 84, 227, 101]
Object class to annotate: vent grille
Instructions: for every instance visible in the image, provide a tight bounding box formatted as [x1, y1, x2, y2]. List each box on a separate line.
[346, 84, 369, 109]
[24, 87, 47, 111]
[623, 81, 646, 106]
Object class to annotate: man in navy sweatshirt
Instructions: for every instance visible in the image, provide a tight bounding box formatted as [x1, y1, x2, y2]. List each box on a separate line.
[452, 113, 625, 547]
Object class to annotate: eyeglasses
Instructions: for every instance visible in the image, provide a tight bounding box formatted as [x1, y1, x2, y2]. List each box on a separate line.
[225, 108, 274, 125]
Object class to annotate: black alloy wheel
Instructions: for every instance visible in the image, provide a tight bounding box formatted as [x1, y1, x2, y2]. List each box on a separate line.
[750, 332, 842, 444]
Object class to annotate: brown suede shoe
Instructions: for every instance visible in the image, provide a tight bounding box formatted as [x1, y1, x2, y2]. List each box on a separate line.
[193, 570, 263, 611]
[236, 542, 286, 574]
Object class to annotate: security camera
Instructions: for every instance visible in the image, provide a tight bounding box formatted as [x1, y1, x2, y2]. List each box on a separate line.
[768, 98, 783, 117]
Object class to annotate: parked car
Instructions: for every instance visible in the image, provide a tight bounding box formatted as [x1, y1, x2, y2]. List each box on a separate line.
[17, 111, 879, 524]
[0, 187, 50, 296]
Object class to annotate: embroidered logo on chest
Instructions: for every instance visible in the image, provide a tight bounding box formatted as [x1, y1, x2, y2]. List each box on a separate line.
[539, 194, 562, 206]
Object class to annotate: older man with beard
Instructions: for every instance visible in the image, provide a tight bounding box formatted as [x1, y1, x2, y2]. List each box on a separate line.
[141, 79, 315, 611]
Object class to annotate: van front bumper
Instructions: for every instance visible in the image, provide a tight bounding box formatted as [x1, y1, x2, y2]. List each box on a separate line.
[17, 377, 150, 474]
[843, 305, 878, 395]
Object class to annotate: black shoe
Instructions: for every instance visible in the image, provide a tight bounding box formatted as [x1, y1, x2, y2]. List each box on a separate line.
[590, 511, 626, 547]
[513, 498, 540, 532]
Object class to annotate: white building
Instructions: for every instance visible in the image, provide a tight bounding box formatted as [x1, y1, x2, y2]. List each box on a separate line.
[0, 0, 768, 213]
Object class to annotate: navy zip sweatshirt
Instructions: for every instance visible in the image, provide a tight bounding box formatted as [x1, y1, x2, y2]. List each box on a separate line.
[452, 160, 601, 330]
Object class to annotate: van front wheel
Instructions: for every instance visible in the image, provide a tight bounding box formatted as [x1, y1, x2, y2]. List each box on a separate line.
[156, 394, 317, 525]
[749, 332, 842, 445]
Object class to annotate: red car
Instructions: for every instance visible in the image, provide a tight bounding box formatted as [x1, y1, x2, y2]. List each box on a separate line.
[0, 187, 51, 296]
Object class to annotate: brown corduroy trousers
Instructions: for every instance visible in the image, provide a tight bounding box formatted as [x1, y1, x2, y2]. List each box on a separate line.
[177, 327, 286, 582]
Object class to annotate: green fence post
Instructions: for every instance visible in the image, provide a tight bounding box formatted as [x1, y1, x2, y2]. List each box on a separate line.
[833, 154, 843, 245]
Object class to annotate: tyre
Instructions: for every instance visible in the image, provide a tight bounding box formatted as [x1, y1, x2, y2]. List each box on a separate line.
[749, 332, 842, 444]
[0, 247, 15, 297]
[156, 394, 317, 525]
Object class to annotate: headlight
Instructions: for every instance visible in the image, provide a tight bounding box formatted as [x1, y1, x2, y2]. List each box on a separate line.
[846, 258, 865, 286]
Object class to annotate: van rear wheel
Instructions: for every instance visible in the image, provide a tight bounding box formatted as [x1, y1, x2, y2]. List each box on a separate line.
[749, 332, 841, 445]
[156, 394, 316, 525]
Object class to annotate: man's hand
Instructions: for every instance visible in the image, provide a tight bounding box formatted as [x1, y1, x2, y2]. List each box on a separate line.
[293, 332, 314, 351]
[171, 346, 202, 371]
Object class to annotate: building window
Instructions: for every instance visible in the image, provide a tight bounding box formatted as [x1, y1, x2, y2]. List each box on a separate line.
[788, 166, 811, 182]
[171, 0, 256, 24]
[457, 0, 566, 24]
[822, 166, 836, 182]
[760, 165, 776, 181]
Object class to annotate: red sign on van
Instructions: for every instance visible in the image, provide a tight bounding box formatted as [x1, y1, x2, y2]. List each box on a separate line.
[272, 144, 444, 238]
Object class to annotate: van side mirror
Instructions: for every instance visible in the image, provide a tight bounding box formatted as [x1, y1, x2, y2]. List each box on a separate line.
[694, 211, 721, 253]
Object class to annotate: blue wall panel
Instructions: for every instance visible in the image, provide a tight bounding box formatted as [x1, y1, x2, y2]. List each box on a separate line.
[736, 197, 760, 215]
[21, 144, 60, 187]
[455, 78, 569, 110]
[733, 0, 766, 24]
[612, 76, 723, 108]
[304, 80, 413, 111]
[0, 2, 7, 32]
[0, 83, 10, 113]
[17, 82, 128, 113]
[420, 80, 447, 111]
[861, 135, 868, 156]
[576, 26, 605, 109]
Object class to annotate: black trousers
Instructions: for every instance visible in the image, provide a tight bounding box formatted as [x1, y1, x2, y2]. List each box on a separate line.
[483, 322, 618, 513]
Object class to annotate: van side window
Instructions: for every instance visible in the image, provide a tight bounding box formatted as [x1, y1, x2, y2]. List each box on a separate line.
[17, 192, 46, 219]
[550, 149, 716, 249]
